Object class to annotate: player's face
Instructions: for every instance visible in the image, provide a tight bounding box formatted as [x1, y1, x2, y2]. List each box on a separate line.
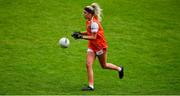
[83, 10, 92, 20]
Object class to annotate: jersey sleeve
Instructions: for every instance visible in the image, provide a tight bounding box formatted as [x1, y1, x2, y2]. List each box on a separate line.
[91, 22, 99, 33]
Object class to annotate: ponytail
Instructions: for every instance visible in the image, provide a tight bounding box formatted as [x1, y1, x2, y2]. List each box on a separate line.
[91, 3, 103, 22]
[84, 3, 103, 22]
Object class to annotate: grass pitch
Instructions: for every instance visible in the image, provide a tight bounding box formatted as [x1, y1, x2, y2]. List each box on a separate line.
[0, 0, 180, 95]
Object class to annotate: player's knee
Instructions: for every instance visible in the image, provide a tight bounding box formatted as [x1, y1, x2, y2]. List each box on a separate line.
[101, 64, 108, 69]
[86, 62, 93, 68]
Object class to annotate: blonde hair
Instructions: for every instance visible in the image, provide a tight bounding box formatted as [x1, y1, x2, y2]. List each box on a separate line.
[91, 3, 103, 22]
[84, 3, 103, 22]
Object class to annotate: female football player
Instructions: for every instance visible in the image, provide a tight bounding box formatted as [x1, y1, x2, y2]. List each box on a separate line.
[72, 3, 124, 91]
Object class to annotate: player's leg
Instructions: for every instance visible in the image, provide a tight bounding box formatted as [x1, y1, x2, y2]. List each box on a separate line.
[82, 49, 96, 91]
[97, 49, 119, 70]
[97, 49, 124, 79]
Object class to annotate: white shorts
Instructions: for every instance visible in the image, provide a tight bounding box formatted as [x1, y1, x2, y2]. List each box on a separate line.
[87, 48, 104, 56]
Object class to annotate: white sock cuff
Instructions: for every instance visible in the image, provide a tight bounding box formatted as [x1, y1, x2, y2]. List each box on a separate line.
[89, 85, 94, 89]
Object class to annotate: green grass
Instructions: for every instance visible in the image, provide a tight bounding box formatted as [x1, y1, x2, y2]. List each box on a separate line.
[0, 0, 180, 95]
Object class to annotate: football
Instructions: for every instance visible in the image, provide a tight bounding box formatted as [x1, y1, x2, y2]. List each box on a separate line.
[59, 37, 70, 48]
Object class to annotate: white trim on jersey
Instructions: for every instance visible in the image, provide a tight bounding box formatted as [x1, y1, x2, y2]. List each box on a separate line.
[91, 22, 99, 33]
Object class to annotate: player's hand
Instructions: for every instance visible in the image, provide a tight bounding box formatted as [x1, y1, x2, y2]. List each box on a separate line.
[71, 31, 83, 39]
[71, 31, 80, 39]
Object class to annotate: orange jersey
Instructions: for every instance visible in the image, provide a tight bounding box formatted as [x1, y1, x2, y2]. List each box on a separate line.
[86, 17, 108, 52]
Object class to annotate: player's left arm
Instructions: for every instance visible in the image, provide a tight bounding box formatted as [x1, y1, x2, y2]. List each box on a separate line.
[82, 33, 97, 40]
[82, 22, 98, 40]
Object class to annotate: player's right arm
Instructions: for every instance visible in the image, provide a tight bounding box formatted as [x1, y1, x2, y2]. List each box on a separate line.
[80, 31, 88, 35]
